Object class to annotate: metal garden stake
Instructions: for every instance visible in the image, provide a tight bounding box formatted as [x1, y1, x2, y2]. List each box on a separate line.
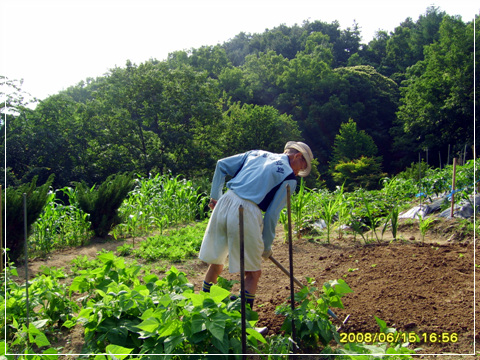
[286, 185, 297, 353]
[239, 205, 247, 357]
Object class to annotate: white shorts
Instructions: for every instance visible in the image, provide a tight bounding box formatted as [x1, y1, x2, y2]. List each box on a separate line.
[198, 190, 264, 273]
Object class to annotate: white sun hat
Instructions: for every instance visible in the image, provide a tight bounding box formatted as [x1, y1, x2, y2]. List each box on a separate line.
[284, 141, 313, 177]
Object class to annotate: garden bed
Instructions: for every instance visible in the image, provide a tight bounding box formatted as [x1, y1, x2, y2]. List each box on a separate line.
[15, 217, 478, 357]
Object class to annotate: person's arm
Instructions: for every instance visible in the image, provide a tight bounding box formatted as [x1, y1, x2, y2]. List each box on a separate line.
[262, 179, 297, 252]
[210, 151, 250, 201]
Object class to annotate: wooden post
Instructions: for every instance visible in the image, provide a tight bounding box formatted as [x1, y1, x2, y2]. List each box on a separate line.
[450, 158, 457, 218]
[238, 205, 246, 358]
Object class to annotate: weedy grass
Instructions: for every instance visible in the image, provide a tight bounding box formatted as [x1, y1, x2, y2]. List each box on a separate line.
[128, 221, 207, 263]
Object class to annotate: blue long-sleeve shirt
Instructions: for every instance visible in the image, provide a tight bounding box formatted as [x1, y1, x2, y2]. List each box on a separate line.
[210, 150, 297, 251]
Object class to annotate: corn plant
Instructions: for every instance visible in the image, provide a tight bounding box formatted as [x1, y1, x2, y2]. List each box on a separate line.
[389, 203, 400, 240]
[31, 187, 91, 257]
[313, 188, 342, 244]
[118, 173, 208, 239]
[290, 178, 314, 239]
[359, 190, 382, 242]
[417, 214, 436, 244]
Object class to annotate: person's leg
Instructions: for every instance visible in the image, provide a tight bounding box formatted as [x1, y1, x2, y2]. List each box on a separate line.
[202, 263, 224, 292]
[244, 270, 262, 308]
[205, 263, 224, 283]
[245, 270, 261, 294]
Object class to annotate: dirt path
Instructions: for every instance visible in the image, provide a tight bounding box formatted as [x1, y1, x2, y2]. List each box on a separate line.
[15, 218, 478, 357]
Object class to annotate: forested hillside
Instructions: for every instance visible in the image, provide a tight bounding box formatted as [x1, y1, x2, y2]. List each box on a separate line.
[2, 6, 476, 190]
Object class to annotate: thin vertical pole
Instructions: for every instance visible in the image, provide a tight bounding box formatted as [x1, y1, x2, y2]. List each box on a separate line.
[286, 185, 296, 355]
[0, 185, 3, 272]
[23, 193, 30, 333]
[418, 153, 422, 206]
[239, 205, 246, 358]
[447, 144, 451, 167]
[450, 159, 457, 218]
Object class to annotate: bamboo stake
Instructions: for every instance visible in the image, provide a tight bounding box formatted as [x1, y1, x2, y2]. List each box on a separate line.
[238, 205, 246, 358]
[450, 158, 457, 218]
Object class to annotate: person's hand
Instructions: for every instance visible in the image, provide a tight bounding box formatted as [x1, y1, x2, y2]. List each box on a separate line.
[208, 198, 217, 210]
[262, 249, 273, 259]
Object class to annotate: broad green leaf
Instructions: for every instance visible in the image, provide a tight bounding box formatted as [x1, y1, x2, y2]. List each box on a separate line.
[98, 251, 115, 264]
[31, 319, 49, 329]
[207, 320, 225, 342]
[164, 334, 184, 354]
[105, 344, 133, 360]
[158, 319, 181, 338]
[211, 332, 229, 354]
[209, 285, 230, 303]
[246, 328, 267, 344]
[206, 312, 229, 341]
[157, 294, 172, 308]
[191, 314, 207, 334]
[183, 292, 205, 307]
[41, 348, 59, 359]
[28, 324, 50, 347]
[143, 274, 158, 283]
[331, 279, 353, 296]
[135, 317, 160, 334]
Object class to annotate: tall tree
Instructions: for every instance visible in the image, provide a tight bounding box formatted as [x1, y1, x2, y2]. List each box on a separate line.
[330, 119, 385, 190]
[241, 50, 289, 106]
[333, 65, 400, 170]
[220, 101, 301, 156]
[393, 15, 475, 167]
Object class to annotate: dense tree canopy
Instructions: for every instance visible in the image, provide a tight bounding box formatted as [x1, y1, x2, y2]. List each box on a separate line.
[3, 7, 476, 191]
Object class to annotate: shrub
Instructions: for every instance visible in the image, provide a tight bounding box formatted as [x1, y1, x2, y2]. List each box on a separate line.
[5, 174, 54, 263]
[75, 173, 134, 237]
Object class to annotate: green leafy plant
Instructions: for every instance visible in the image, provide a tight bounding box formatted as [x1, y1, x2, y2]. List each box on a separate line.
[275, 278, 353, 351]
[290, 178, 314, 239]
[76, 173, 135, 237]
[417, 214, 436, 244]
[314, 185, 345, 243]
[5, 174, 54, 263]
[31, 186, 92, 257]
[131, 221, 207, 262]
[74, 264, 266, 356]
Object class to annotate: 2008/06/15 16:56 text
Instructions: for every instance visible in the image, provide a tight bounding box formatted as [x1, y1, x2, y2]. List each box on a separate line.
[340, 332, 458, 344]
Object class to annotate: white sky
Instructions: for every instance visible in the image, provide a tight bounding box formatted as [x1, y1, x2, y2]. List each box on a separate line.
[1, 0, 478, 101]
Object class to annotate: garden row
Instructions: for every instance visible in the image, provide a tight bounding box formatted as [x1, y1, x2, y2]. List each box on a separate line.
[6, 159, 478, 263]
[3, 247, 417, 358]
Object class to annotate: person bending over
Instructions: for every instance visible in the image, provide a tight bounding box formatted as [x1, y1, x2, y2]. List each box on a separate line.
[198, 141, 313, 309]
